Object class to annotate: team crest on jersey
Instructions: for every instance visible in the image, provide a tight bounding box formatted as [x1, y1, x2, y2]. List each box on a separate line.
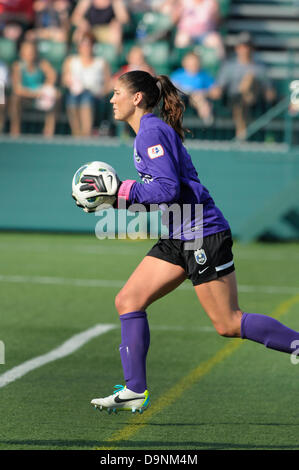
[134, 149, 141, 163]
[147, 144, 164, 159]
[194, 248, 207, 265]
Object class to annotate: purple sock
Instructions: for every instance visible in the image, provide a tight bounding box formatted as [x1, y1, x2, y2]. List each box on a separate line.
[241, 313, 299, 354]
[119, 310, 150, 393]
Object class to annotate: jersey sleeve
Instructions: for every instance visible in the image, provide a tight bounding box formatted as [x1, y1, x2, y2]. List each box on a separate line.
[129, 128, 181, 205]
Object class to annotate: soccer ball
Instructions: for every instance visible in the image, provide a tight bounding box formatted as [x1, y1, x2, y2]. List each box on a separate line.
[72, 161, 120, 211]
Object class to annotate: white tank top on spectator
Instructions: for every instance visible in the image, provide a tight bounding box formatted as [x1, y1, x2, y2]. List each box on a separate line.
[69, 56, 106, 97]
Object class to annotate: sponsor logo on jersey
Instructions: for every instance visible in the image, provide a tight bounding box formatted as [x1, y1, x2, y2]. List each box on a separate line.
[147, 144, 164, 159]
[138, 172, 153, 184]
[194, 248, 207, 265]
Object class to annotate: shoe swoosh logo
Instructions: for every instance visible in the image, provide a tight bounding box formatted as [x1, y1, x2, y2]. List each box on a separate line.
[114, 396, 145, 403]
[198, 266, 209, 274]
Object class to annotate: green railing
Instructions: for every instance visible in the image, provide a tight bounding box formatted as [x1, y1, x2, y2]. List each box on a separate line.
[233, 96, 291, 144]
[233, 65, 299, 147]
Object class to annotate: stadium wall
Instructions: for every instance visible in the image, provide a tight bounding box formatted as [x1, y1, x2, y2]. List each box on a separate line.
[1, 138, 299, 241]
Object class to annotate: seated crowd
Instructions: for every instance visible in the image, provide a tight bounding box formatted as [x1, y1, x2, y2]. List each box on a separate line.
[0, 0, 277, 139]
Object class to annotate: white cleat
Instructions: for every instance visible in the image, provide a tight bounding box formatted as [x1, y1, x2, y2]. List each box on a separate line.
[91, 385, 150, 414]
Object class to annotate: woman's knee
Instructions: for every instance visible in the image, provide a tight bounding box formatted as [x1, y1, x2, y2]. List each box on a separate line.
[114, 290, 125, 314]
[115, 289, 144, 315]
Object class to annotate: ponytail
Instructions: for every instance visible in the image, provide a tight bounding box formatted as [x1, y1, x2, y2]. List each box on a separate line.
[156, 75, 188, 142]
[118, 70, 189, 141]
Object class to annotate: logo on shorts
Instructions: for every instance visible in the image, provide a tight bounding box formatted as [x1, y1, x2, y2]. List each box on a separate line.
[194, 248, 207, 265]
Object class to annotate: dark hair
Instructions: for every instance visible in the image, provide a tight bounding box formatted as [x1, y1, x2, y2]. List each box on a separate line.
[118, 70, 188, 141]
[78, 31, 96, 46]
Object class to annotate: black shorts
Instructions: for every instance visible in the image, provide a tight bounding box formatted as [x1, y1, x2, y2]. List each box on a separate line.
[146, 229, 235, 286]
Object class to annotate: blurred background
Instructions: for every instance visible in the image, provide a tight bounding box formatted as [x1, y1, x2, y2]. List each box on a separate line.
[0, 0, 299, 239]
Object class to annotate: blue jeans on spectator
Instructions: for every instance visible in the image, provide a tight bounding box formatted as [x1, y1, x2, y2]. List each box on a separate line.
[66, 90, 95, 108]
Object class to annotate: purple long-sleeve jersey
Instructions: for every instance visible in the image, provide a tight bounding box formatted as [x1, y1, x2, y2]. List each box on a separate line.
[118, 113, 230, 240]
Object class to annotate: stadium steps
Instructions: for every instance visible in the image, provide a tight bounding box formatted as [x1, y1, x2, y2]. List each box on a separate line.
[226, 19, 299, 35]
[177, 0, 299, 142]
[220, 0, 299, 143]
[226, 0, 299, 52]
[230, 2, 299, 17]
[254, 51, 299, 94]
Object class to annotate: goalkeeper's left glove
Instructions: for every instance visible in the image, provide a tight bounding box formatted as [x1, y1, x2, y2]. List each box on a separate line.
[80, 173, 120, 196]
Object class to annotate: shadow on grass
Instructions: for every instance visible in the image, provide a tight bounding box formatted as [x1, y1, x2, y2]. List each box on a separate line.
[1, 439, 299, 450]
[2, 421, 299, 450]
[0, 440, 100, 449]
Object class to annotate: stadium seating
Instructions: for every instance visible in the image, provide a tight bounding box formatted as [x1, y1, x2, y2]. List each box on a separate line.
[135, 11, 173, 42]
[93, 42, 119, 74]
[218, 0, 232, 17]
[142, 41, 171, 75]
[0, 37, 17, 65]
[1, 0, 298, 143]
[37, 40, 68, 73]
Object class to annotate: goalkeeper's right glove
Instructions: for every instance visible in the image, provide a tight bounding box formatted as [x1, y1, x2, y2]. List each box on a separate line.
[72, 194, 84, 209]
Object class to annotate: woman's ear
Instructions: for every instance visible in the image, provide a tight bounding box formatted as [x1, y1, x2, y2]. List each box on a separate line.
[133, 91, 143, 106]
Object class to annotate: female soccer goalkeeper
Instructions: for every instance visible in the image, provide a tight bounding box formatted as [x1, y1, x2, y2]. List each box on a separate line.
[84, 70, 299, 414]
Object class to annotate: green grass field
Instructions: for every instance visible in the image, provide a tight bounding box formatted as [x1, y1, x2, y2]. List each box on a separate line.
[0, 231, 299, 451]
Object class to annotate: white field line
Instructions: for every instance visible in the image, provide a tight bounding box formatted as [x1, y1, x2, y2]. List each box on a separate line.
[0, 273, 298, 295]
[0, 274, 124, 289]
[1, 241, 299, 261]
[0, 322, 216, 390]
[0, 243, 143, 256]
[0, 323, 116, 389]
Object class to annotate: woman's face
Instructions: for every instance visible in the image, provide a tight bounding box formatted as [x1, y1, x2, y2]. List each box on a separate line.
[183, 54, 200, 75]
[110, 79, 137, 122]
[127, 47, 145, 66]
[78, 38, 93, 57]
[20, 43, 36, 63]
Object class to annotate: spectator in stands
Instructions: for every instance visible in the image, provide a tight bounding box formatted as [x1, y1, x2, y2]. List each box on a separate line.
[62, 31, 111, 137]
[71, 0, 129, 52]
[171, 50, 215, 126]
[26, 0, 71, 43]
[112, 45, 155, 83]
[0, 59, 9, 132]
[0, 0, 34, 42]
[9, 39, 59, 137]
[209, 32, 276, 139]
[170, 0, 225, 59]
